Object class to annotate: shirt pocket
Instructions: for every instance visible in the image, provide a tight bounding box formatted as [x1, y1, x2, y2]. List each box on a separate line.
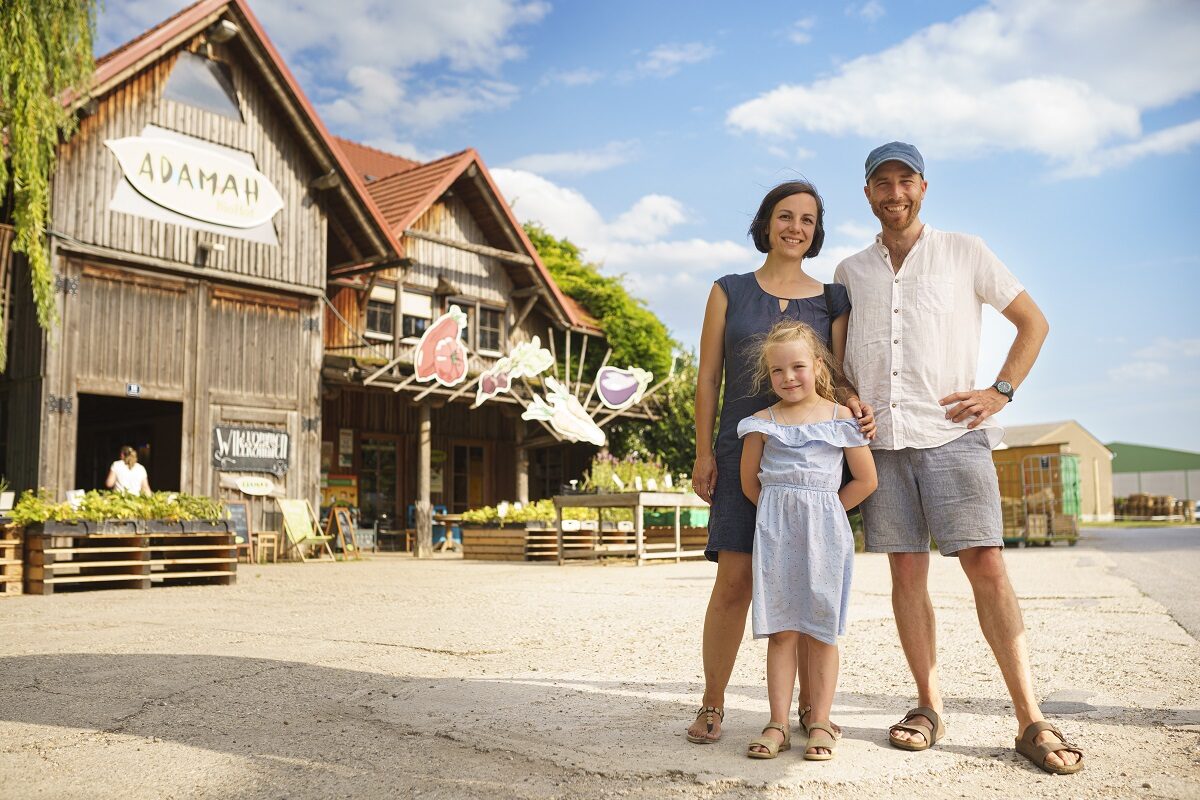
[913, 277, 956, 315]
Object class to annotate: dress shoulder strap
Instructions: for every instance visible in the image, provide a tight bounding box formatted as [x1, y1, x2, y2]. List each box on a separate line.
[767, 405, 776, 423]
[830, 402, 839, 421]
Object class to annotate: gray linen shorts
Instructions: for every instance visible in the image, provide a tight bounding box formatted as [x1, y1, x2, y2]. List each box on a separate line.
[861, 430, 1003, 556]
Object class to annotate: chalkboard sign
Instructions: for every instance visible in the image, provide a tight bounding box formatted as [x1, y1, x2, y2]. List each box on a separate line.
[326, 506, 360, 559]
[212, 425, 290, 476]
[225, 501, 251, 545]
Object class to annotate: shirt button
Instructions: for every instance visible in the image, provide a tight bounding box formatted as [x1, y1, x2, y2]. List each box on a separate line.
[892, 371, 898, 376]
[894, 279, 900, 284]
[893, 339, 899, 344]
[891, 403, 898, 408]
[893, 308, 899, 313]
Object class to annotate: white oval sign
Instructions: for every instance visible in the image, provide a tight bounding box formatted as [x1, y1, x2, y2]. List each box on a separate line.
[236, 476, 276, 496]
[105, 136, 284, 229]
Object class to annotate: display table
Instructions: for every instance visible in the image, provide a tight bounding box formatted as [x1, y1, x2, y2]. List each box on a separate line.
[551, 492, 710, 566]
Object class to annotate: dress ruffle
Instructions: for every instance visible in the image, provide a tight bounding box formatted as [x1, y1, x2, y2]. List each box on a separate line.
[736, 415, 868, 449]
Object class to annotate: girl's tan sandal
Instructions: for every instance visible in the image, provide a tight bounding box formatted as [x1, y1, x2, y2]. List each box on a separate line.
[686, 705, 725, 744]
[798, 705, 842, 738]
[747, 722, 790, 759]
[804, 721, 837, 761]
[1016, 721, 1084, 775]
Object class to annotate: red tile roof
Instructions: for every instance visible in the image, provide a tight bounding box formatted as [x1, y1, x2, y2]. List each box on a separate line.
[332, 136, 420, 184]
[363, 149, 475, 233]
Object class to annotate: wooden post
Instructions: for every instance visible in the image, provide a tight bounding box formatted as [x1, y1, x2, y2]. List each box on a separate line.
[515, 423, 529, 503]
[556, 502, 564, 566]
[674, 503, 682, 564]
[415, 404, 433, 558]
[635, 495, 645, 566]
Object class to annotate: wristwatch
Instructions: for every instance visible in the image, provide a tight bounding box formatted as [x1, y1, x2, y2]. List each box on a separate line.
[991, 380, 1014, 402]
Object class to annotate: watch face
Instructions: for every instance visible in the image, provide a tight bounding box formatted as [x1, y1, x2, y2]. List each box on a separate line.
[996, 381, 1013, 395]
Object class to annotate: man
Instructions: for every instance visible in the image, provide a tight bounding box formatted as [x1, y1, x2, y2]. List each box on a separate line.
[834, 142, 1083, 774]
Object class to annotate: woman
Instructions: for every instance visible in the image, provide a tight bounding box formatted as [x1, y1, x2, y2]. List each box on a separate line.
[105, 445, 152, 496]
[687, 181, 874, 744]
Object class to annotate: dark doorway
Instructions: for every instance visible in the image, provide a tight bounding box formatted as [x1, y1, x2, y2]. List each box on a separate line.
[75, 394, 183, 492]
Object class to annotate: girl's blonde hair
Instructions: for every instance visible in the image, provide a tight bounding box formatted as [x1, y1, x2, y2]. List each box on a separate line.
[748, 320, 838, 403]
[120, 446, 137, 467]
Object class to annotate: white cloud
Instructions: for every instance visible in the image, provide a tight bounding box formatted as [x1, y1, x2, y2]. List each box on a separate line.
[98, 0, 545, 142]
[834, 221, 877, 244]
[788, 17, 816, 45]
[637, 42, 716, 78]
[1134, 338, 1200, 361]
[492, 168, 757, 345]
[848, 1, 886, 22]
[727, 0, 1200, 177]
[540, 68, 604, 87]
[504, 141, 639, 176]
[766, 144, 816, 162]
[1108, 361, 1170, 383]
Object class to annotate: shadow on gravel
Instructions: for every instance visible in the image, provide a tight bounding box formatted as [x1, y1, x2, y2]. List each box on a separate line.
[2, 653, 1196, 785]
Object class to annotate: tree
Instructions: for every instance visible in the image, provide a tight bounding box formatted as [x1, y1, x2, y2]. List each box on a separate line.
[0, 0, 97, 371]
[524, 222, 699, 474]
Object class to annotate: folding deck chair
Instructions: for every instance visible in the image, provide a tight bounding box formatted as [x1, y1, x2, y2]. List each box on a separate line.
[276, 498, 336, 562]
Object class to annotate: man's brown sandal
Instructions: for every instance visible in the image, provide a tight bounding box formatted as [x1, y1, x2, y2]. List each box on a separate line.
[686, 705, 725, 744]
[803, 721, 837, 761]
[798, 705, 842, 738]
[888, 706, 945, 751]
[747, 722, 790, 759]
[1016, 721, 1084, 775]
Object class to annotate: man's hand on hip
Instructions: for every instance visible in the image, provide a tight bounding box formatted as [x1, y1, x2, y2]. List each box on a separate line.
[939, 388, 1008, 429]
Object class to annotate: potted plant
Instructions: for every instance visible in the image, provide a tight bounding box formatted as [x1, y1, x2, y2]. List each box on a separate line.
[0, 476, 14, 513]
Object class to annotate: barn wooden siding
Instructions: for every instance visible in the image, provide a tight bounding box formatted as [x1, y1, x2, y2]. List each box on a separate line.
[0, 248, 47, 493]
[30, 258, 322, 530]
[53, 45, 327, 290]
[323, 195, 559, 372]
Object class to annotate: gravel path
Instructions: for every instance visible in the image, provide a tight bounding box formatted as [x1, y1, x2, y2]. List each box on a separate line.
[1, 545, 1197, 799]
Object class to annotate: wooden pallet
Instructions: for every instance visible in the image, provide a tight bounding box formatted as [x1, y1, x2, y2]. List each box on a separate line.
[24, 531, 151, 595]
[148, 530, 237, 586]
[1, 529, 22, 596]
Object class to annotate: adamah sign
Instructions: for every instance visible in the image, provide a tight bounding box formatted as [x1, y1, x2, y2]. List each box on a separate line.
[106, 136, 284, 229]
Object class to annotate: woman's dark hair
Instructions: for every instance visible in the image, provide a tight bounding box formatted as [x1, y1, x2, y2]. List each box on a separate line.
[747, 180, 825, 256]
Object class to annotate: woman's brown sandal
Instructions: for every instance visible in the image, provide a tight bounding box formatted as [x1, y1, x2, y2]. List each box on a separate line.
[686, 705, 725, 744]
[804, 721, 837, 761]
[1016, 721, 1084, 775]
[747, 722, 790, 759]
[888, 706, 945, 751]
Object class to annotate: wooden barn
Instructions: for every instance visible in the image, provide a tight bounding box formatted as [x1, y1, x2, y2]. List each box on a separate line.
[0, 0, 399, 533]
[1, 0, 660, 552]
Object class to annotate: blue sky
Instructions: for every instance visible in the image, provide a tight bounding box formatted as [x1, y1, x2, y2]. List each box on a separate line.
[97, 1, 1200, 451]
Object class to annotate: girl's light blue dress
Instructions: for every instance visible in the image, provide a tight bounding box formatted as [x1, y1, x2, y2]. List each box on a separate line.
[737, 407, 868, 645]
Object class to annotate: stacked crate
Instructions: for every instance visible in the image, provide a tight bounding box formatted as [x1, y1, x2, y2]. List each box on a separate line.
[1, 524, 22, 596]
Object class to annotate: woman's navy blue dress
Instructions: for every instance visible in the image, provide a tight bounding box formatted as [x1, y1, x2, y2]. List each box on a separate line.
[704, 273, 850, 562]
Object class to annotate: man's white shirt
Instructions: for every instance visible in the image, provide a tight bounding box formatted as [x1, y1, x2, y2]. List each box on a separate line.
[833, 225, 1024, 451]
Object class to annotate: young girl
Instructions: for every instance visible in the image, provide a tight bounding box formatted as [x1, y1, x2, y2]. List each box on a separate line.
[738, 320, 877, 761]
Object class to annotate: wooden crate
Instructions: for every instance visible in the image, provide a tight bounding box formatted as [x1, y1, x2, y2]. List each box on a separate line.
[24, 530, 151, 595]
[148, 530, 237, 586]
[1, 527, 22, 596]
[462, 527, 528, 561]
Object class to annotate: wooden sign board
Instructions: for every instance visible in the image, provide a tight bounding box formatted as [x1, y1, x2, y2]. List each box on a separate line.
[225, 501, 251, 545]
[326, 506, 359, 559]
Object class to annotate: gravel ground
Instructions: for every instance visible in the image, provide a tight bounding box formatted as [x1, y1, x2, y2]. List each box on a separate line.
[1, 545, 1198, 799]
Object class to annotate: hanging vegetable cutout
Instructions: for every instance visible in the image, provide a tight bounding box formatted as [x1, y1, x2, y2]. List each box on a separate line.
[414, 305, 469, 387]
[522, 378, 606, 446]
[595, 366, 653, 411]
[474, 336, 555, 407]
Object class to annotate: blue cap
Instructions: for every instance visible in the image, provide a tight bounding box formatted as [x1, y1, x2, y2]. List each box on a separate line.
[865, 141, 924, 180]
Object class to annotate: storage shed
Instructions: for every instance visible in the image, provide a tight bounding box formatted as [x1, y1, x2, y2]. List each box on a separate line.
[994, 421, 1114, 521]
